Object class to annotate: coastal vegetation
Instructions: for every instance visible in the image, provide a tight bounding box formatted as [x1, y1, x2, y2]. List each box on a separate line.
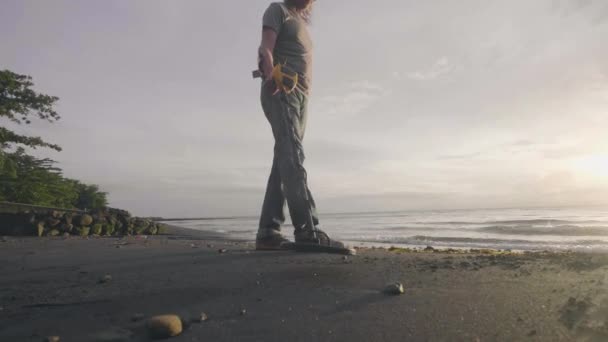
[0, 69, 107, 210]
[0, 69, 165, 236]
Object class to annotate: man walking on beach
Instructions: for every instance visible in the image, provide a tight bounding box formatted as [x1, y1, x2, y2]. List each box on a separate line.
[255, 0, 353, 255]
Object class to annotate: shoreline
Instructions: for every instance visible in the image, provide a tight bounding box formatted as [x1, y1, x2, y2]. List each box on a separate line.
[0, 225, 606, 341]
[163, 223, 608, 255]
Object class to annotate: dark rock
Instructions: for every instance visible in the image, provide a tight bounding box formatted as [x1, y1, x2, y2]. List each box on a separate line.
[98, 274, 112, 284]
[383, 282, 405, 295]
[92, 224, 103, 235]
[63, 213, 73, 225]
[131, 313, 145, 322]
[47, 218, 61, 227]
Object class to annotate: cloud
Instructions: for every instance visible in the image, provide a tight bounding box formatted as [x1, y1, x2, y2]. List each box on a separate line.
[316, 80, 389, 118]
[393, 57, 455, 81]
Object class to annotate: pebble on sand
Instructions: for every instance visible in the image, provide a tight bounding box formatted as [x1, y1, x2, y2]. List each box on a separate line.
[98, 274, 112, 284]
[196, 312, 209, 322]
[384, 282, 405, 295]
[147, 315, 183, 339]
[131, 313, 145, 322]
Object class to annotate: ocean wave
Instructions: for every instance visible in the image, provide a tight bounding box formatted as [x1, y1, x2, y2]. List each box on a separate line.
[423, 219, 607, 226]
[476, 225, 608, 236]
[349, 235, 608, 247]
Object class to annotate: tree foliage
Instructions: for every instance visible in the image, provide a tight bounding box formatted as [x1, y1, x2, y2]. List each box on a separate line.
[0, 70, 108, 210]
[0, 148, 108, 209]
[0, 70, 61, 151]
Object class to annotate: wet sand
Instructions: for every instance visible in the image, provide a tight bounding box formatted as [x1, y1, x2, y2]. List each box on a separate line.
[0, 226, 607, 341]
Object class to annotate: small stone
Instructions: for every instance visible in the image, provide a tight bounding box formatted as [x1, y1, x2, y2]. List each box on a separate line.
[98, 274, 112, 284]
[384, 282, 405, 295]
[197, 312, 209, 322]
[131, 313, 145, 322]
[46, 337, 60, 342]
[147, 315, 183, 339]
[240, 309, 247, 316]
[218, 249, 227, 254]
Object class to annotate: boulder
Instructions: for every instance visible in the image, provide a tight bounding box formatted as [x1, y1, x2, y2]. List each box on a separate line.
[92, 224, 103, 235]
[93, 214, 107, 225]
[47, 218, 61, 227]
[63, 213, 73, 225]
[78, 215, 93, 226]
[103, 224, 115, 236]
[36, 221, 45, 237]
[60, 223, 74, 233]
[78, 226, 91, 237]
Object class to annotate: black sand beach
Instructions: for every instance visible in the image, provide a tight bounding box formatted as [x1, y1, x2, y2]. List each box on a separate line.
[1, 226, 607, 341]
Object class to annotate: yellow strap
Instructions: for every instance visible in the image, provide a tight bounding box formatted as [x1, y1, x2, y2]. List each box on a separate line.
[271, 64, 299, 94]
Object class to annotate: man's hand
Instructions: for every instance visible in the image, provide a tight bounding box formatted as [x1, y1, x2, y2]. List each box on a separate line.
[259, 48, 274, 82]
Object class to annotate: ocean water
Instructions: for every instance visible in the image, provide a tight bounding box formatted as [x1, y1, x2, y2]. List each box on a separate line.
[165, 207, 608, 252]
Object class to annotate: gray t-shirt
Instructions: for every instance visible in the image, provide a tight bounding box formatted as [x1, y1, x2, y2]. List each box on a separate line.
[263, 2, 312, 92]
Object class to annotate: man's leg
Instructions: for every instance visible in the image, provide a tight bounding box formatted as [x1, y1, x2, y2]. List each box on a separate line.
[264, 87, 353, 254]
[256, 85, 293, 250]
[257, 154, 286, 237]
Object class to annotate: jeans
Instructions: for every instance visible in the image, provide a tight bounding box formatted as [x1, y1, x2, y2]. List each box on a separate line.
[257, 82, 319, 238]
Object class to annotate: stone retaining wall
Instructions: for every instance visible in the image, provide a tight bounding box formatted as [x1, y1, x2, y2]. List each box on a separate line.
[0, 204, 166, 237]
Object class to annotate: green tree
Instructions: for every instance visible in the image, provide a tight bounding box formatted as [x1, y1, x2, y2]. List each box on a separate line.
[0, 148, 78, 207]
[0, 69, 61, 173]
[72, 181, 108, 210]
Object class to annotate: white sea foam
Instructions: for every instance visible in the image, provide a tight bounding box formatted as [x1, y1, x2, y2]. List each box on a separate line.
[164, 207, 608, 252]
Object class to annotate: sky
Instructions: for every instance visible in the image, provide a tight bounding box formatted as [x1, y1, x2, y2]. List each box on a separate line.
[2, 0, 608, 217]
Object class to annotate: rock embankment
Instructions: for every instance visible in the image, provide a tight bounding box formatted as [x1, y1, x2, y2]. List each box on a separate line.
[0, 205, 166, 237]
